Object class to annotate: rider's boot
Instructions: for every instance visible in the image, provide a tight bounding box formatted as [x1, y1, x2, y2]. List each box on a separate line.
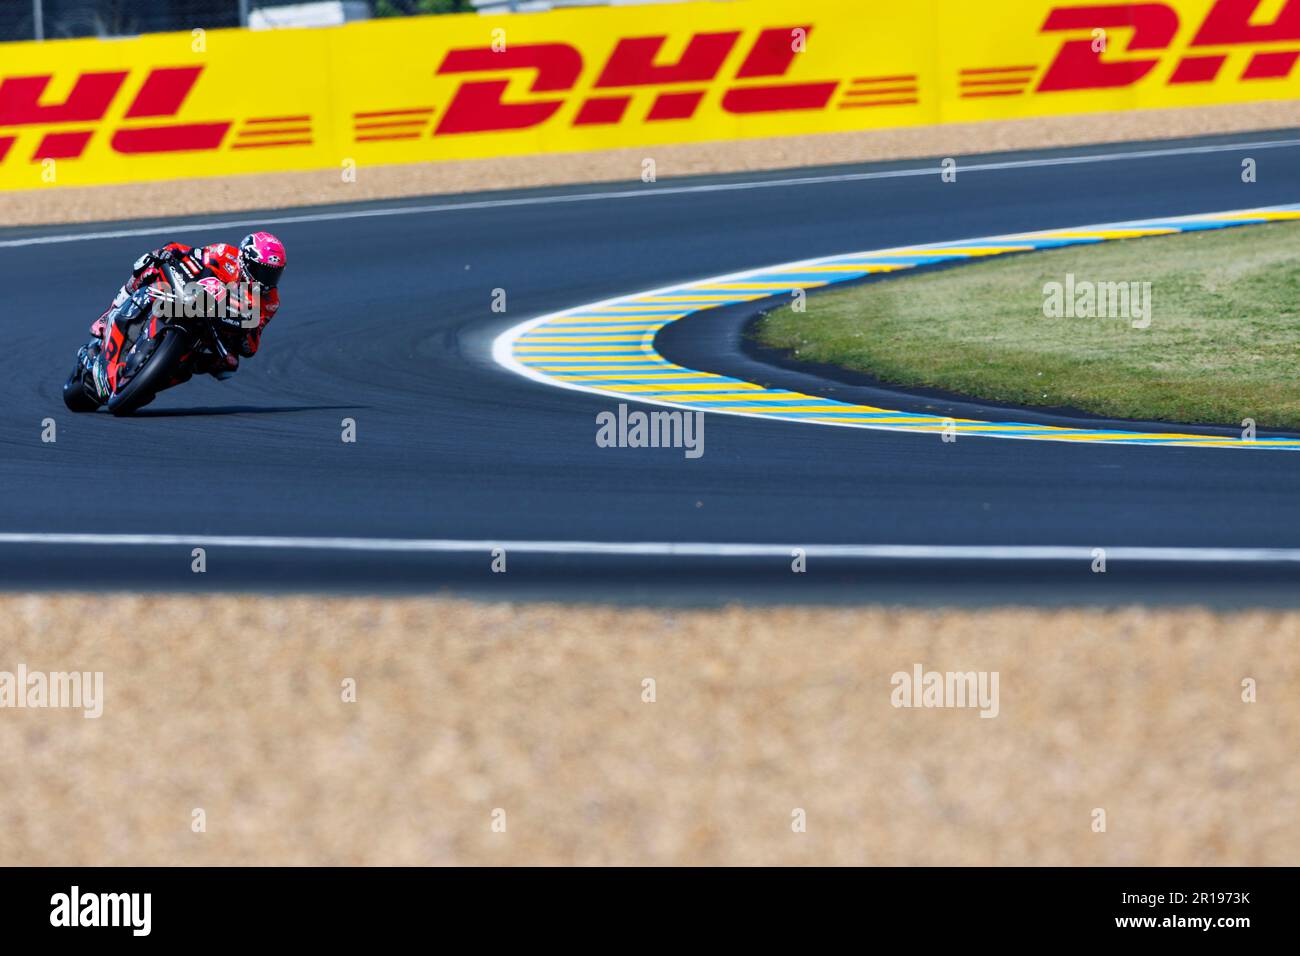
[77, 340, 111, 404]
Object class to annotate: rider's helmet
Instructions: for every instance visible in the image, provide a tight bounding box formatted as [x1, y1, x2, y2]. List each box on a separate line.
[239, 232, 286, 291]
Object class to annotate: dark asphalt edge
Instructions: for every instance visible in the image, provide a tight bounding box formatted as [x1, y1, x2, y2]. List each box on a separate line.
[2, 546, 1298, 607]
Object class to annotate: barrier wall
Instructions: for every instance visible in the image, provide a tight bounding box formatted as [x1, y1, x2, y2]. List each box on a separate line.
[1, 0, 1298, 190]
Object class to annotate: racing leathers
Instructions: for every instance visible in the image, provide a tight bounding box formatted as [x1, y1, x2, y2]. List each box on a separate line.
[85, 241, 280, 400]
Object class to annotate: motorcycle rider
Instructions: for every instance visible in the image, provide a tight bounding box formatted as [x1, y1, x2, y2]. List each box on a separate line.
[78, 232, 286, 404]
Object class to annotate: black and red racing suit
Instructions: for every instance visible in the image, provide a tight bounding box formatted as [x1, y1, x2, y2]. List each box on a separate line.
[94, 241, 280, 394]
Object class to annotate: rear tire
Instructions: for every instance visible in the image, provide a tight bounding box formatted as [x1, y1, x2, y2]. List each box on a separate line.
[106, 328, 192, 417]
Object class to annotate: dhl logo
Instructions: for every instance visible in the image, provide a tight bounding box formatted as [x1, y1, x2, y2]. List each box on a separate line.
[433, 25, 835, 133]
[963, 0, 1300, 97]
[0, 65, 313, 165]
[342, 25, 853, 142]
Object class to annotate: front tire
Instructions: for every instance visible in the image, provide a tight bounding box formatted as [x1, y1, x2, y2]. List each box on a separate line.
[62, 367, 101, 413]
[106, 327, 192, 417]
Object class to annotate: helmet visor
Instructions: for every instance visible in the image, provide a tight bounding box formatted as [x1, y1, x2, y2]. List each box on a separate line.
[245, 259, 283, 290]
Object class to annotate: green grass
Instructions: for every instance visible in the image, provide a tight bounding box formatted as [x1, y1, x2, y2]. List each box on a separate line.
[755, 220, 1300, 428]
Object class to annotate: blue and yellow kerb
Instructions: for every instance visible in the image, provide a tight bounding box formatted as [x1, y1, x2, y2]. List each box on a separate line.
[496, 205, 1300, 450]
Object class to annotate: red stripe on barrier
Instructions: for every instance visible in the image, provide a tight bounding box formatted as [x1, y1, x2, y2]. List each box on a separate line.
[229, 138, 313, 149]
[837, 97, 918, 108]
[960, 65, 1035, 75]
[111, 123, 231, 153]
[353, 119, 428, 130]
[354, 108, 434, 119]
[237, 127, 312, 136]
[843, 86, 917, 96]
[722, 83, 837, 113]
[960, 77, 1032, 87]
[850, 75, 917, 84]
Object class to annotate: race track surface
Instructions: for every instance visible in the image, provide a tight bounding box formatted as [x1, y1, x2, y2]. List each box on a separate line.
[3, 130, 1299, 603]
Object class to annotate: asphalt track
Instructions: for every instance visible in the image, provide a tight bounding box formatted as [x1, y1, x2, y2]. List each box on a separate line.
[3, 129, 1300, 604]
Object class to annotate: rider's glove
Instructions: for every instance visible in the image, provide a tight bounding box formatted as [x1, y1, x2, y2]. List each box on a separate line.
[134, 245, 202, 280]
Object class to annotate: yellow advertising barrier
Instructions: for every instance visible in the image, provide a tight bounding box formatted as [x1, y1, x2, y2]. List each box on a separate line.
[2, 0, 1298, 190]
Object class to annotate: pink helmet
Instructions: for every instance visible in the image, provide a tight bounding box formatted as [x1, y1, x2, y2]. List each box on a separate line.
[239, 232, 286, 290]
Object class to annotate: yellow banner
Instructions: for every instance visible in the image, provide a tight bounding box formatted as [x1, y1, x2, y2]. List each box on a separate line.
[1, 0, 1297, 190]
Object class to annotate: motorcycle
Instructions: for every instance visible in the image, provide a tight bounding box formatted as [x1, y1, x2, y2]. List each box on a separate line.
[63, 261, 246, 416]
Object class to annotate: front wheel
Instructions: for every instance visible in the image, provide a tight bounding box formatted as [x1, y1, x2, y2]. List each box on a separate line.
[106, 327, 193, 417]
[62, 366, 101, 413]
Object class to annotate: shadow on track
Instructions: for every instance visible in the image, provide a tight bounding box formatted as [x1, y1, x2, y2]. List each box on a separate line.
[131, 404, 365, 418]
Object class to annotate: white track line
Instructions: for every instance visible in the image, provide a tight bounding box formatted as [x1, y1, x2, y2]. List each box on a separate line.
[0, 533, 1298, 562]
[3, 137, 1297, 249]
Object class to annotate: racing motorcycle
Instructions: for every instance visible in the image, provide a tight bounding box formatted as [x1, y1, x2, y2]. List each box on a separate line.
[63, 261, 249, 416]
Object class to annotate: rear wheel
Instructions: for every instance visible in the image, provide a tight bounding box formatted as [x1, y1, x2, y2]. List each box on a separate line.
[106, 327, 193, 417]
